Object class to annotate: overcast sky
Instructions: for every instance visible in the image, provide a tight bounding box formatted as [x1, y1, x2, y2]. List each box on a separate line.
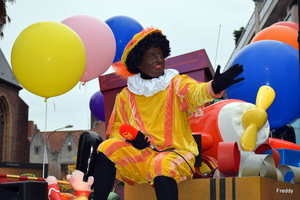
[1, 0, 255, 132]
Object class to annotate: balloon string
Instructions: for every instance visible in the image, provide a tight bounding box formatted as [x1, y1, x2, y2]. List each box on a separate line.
[214, 24, 221, 70]
[45, 100, 48, 133]
[42, 100, 48, 178]
[85, 84, 90, 130]
[51, 99, 56, 113]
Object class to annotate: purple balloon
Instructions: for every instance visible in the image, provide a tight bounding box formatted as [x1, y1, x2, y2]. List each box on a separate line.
[89, 91, 105, 121]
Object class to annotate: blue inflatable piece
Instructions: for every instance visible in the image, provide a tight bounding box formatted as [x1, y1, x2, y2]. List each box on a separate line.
[226, 40, 300, 130]
[264, 149, 300, 182]
[105, 16, 143, 63]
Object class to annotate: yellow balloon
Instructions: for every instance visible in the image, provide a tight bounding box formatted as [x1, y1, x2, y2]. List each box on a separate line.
[11, 21, 86, 99]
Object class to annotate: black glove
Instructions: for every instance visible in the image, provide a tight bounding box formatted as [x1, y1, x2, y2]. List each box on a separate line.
[212, 64, 244, 94]
[127, 131, 150, 150]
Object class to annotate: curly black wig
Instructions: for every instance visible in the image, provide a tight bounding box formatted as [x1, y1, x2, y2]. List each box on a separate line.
[125, 32, 171, 74]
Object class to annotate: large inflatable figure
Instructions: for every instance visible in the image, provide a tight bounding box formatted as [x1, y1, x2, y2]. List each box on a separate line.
[191, 86, 300, 160]
[191, 85, 300, 179]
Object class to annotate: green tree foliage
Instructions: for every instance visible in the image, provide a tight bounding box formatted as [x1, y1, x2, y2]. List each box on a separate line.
[60, 157, 77, 193]
[0, 0, 15, 39]
[233, 27, 244, 45]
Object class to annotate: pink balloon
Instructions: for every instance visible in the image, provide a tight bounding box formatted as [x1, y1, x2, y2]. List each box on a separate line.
[62, 15, 116, 83]
[271, 21, 299, 31]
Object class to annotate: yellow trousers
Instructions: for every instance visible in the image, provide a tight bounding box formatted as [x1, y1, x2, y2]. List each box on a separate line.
[98, 138, 195, 185]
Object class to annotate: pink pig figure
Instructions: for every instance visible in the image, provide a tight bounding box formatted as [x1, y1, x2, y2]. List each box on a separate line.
[66, 170, 94, 199]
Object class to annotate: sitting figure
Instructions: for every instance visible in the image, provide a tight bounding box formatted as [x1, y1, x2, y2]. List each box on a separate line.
[93, 27, 244, 200]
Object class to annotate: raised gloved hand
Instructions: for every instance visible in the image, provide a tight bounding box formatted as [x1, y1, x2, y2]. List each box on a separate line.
[127, 131, 150, 150]
[212, 64, 244, 94]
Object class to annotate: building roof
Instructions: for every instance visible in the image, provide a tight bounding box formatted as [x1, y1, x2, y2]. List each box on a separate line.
[31, 121, 106, 154]
[91, 121, 106, 140]
[0, 48, 22, 89]
[41, 130, 83, 153]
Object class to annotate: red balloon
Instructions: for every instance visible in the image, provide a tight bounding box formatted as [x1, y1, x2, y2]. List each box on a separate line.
[271, 21, 299, 31]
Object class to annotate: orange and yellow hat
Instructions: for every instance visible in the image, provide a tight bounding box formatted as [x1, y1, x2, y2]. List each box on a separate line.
[112, 27, 162, 79]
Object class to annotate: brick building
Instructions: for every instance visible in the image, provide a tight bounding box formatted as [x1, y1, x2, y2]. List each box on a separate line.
[0, 48, 30, 163]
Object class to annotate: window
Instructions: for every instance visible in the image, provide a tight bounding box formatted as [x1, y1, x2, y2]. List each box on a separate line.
[68, 146, 72, 152]
[61, 164, 69, 177]
[34, 146, 40, 154]
[67, 142, 72, 151]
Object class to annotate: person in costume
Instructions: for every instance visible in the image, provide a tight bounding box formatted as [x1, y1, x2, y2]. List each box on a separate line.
[93, 27, 244, 200]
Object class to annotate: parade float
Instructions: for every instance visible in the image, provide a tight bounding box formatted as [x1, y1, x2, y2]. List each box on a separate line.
[0, 13, 300, 199]
[99, 21, 300, 200]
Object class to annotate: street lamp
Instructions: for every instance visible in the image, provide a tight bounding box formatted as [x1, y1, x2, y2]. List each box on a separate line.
[42, 124, 73, 178]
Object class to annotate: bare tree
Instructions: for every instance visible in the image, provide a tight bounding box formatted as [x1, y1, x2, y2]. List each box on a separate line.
[0, 0, 15, 39]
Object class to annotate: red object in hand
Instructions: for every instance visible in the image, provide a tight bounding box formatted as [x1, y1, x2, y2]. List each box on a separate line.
[119, 124, 138, 140]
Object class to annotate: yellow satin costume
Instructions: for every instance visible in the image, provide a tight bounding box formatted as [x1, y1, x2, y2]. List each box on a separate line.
[98, 71, 220, 185]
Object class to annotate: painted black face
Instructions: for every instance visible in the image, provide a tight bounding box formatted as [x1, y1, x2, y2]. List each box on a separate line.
[137, 45, 165, 78]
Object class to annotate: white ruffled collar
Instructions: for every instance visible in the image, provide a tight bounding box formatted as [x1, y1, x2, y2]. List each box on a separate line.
[127, 69, 179, 97]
